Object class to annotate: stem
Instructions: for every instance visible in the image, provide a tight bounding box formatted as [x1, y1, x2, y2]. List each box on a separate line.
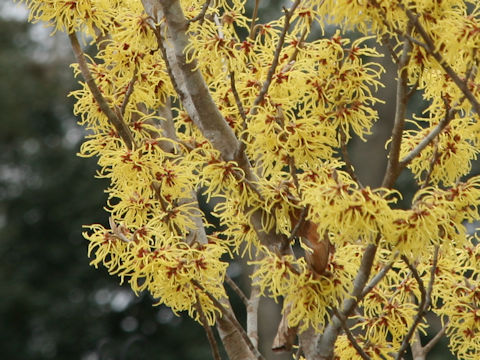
[359, 256, 396, 300]
[188, 0, 211, 25]
[423, 322, 448, 354]
[225, 275, 249, 307]
[399, 99, 458, 169]
[381, 24, 413, 188]
[395, 246, 439, 360]
[250, 0, 302, 113]
[401, 5, 480, 115]
[120, 65, 138, 117]
[192, 280, 265, 360]
[69, 32, 135, 149]
[249, 0, 261, 39]
[332, 308, 371, 360]
[315, 244, 378, 359]
[247, 271, 261, 348]
[195, 293, 222, 360]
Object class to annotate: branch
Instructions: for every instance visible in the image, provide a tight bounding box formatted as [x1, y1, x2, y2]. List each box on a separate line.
[192, 280, 265, 360]
[360, 257, 396, 300]
[400, 5, 480, 115]
[187, 0, 211, 25]
[399, 98, 458, 169]
[423, 322, 448, 355]
[401, 256, 426, 306]
[314, 243, 378, 359]
[144, 0, 292, 254]
[381, 23, 414, 188]
[332, 308, 372, 360]
[147, 0, 240, 161]
[194, 293, 222, 360]
[230, 71, 248, 123]
[250, 0, 302, 113]
[247, 275, 261, 348]
[225, 275, 249, 307]
[120, 65, 138, 117]
[249, 0, 261, 39]
[395, 246, 439, 360]
[69, 32, 135, 150]
[410, 328, 425, 360]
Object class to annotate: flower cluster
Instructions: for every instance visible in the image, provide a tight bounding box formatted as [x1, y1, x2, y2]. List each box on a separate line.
[86, 223, 228, 324]
[251, 242, 362, 332]
[22, 0, 480, 357]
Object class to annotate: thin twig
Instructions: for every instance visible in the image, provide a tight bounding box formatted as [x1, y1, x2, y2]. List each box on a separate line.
[229, 70, 250, 156]
[69, 32, 135, 150]
[400, 4, 480, 115]
[316, 243, 378, 358]
[399, 98, 459, 168]
[286, 27, 308, 65]
[249, 0, 261, 39]
[420, 132, 439, 189]
[230, 71, 248, 123]
[332, 308, 371, 360]
[194, 292, 222, 360]
[381, 21, 414, 188]
[120, 65, 138, 117]
[188, 0, 211, 25]
[359, 257, 396, 300]
[225, 275, 249, 307]
[381, 33, 400, 64]
[401, 256, 426, 306]
[423, 321, 448, 354]
[250, 0, 302, 113]
[395, 246, 439, 360]
[289, 206, 308, 242]
[191, 280, 265, 360]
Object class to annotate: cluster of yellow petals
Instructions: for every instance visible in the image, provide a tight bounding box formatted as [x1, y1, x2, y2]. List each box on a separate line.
[86, 223, 228, 324]
[251, 243, 362, 332]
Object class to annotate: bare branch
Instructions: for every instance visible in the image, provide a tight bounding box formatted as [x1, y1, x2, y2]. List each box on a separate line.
[250, 0, 302, 113]
[401, 256, 426, 306]
[423, 321, 448, 355]
[225, 275, 249, 307]
[187, 0, 211, 25]
[230, 71, 248, 123]
[194, 293, 222, 360]
[69, 32, 135, 150]
[410, 329, 425, 360]
[192, 280, 265, 360]
[399, 100, 459, 171]
[360, 257, 396, 300]
[119, 65, 138, 117]
[147, 0, 240, 161]
[381, 22, 414, 188]
[315, 243, 378, 359]
[395, 246, 439, 360]
[247, 277, 261, 348]
[332, 308, 372, 360]
[249, 0, 261, 39]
